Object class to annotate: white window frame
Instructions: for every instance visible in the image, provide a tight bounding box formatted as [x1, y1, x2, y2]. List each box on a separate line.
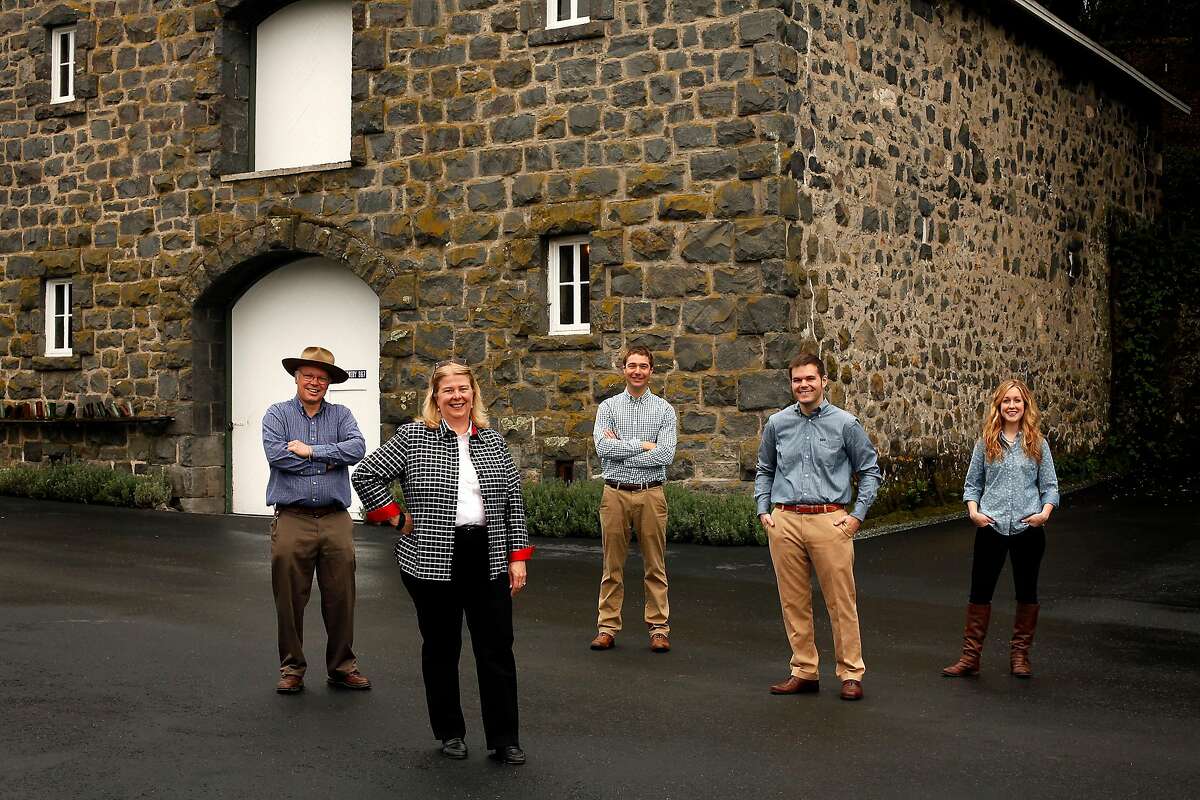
[546, 0, 589, 29]
[50, 26, 76, 103]
[45, 279, 72, 356]
[548, 236, 591, 336]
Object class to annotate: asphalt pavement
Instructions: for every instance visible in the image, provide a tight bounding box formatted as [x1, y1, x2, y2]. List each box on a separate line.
[1, 487, 1197, 799]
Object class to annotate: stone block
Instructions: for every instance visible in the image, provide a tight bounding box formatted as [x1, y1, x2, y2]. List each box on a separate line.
[715, 182, 757, 218]
[690, 151, 737, 181]
[629, 227, 675, 261]
[645, 266, 707, 298]
[529, 201, 601, 236]
[680, 221, 733, 263]
[734, 218, 786, 261]
[590, 230, 625, 265]
[738, 295, 791, 334]
[737, 370, 792, 411]
[658, 194, 711, 221]
[739, 9, 786, 44]
[682, 297, 736, 334]
[674, 336, 712, 371]
[736, 78, 788, 115]
[626, 164, 686, 198]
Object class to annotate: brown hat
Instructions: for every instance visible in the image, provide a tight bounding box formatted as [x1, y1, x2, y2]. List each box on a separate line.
[281, 346, 349, 384]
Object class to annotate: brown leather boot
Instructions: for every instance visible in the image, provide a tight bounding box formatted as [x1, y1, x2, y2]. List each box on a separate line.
[942, 603, 991, 677]
[1010, 602, 1040, 678]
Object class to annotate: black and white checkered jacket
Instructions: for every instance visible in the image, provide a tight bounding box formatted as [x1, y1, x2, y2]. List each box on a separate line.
[352, 419, 532, 581]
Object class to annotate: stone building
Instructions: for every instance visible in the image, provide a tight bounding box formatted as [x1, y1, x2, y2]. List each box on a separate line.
[0, 0, 1188, 513]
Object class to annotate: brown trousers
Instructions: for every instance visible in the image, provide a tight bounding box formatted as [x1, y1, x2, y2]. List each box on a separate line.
[597, 485, 669, 635]
[270, 508, 358, 678]
[766, 509, 865, 681]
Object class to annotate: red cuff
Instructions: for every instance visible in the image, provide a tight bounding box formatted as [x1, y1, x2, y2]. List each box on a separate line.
[365, 502, 401, 524]
[509, 546, 534, 561]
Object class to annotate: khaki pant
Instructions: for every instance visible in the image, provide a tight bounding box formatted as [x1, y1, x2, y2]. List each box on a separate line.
[767, 509, 865, 681]
[270, 508, 358, 678]
[597, 485, 669, 635]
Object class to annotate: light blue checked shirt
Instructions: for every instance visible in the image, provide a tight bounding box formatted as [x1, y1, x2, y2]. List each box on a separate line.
[963, 434, 1060, 534]
[755, 400, 882, 520]
[592, 389, 678, 484]
[263, 396, 366, 509]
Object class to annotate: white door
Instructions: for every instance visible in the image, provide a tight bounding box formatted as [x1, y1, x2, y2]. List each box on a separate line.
[230, 257, 380, 517]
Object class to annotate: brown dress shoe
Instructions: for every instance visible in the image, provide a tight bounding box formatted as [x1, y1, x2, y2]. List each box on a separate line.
[650, 632, 671, 653]
[769, 676, 819, 695]
[840, 680, 864, 701]
[276, 674, 304, 694]
[590, 632, 615, 650]
[327, 670, 371, 690]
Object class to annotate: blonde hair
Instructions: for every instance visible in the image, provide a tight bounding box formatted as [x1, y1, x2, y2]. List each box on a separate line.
[981, 378, 1044, 464]
[420, 362, 490, 429]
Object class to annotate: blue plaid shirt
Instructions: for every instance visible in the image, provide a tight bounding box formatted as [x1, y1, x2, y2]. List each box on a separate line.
[263, 396, 366, 509]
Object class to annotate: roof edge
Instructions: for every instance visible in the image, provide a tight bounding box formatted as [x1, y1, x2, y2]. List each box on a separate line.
[1003, 0, 1191, 114]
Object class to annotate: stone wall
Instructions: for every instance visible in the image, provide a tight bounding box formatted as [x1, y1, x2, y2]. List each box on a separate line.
[0, 0, 1163, 512]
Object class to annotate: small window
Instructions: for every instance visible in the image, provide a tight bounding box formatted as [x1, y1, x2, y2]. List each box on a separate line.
[45, 279, 72, 356]
[546, 0, 589, 29]
[50, 26, 75, 103]
[548, 237, 591, 335]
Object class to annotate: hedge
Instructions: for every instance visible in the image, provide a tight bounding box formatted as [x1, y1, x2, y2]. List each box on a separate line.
[0, 464, 173, 509]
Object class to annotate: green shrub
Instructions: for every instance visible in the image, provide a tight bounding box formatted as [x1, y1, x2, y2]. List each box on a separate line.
[0, 464, 173, 509]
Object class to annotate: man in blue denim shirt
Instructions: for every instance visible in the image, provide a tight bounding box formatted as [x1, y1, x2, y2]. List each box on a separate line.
[755, 353, 881, 701]
[263, 346, 368, 695]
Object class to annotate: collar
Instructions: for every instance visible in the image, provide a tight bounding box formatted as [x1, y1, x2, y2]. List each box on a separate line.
[439, 419, 479, 440]
[624, 388, 655, 404]
[292, 395, 325, 418]
[793, 399, 830, 418]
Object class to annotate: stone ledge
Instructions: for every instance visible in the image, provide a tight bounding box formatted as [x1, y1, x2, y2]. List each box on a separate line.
[219, 160, 354, 182]
[35, 98, 86, 120]
[32, 355, 81, 371]
[527, 333, 602, 351]
[528, 20, 606, 47]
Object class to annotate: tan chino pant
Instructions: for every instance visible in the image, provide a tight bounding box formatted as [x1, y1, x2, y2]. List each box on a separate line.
[597, 485, 669, 635]
[270, 508, 359, 678]
[767, 509, 865, 681]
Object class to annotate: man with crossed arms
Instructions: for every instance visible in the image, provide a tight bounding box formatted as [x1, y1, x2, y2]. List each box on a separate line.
[755, 352, 881, 701]
[589, 346, 678, 654]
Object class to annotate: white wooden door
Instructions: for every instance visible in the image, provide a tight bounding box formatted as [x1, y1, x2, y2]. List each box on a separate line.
[230, 257, 380, 517]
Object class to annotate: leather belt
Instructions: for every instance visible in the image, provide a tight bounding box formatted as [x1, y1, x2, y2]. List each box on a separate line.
[277, 504, 345, 517]
[775, 503, 844, 514]
[454, 524, 488, 535]
[605, 480, 663, 492]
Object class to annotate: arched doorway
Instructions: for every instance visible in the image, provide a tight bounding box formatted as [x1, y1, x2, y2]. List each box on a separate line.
[229, 257, 380, 516]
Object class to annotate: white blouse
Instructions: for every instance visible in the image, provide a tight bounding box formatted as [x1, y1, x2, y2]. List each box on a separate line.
[454, 431, 486, 527]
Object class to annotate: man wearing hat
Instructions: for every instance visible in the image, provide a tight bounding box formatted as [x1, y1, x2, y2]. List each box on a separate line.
[263, 346, 369, 694]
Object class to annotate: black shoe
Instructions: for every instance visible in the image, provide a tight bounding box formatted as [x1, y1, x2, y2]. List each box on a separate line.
[440, 738, 468, 759]
[489, 745, 526, 765]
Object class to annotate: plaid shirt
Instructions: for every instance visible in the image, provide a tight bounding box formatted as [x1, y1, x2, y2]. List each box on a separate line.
[352, 420, 532, 581]
[592, 389, 678, 484]
[262, 396, 365, 509]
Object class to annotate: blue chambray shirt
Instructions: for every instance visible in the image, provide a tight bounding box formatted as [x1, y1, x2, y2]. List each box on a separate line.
[755, 400, 883, 521]
[962, 434, 1060, 535]
[263, 396, 366, 509]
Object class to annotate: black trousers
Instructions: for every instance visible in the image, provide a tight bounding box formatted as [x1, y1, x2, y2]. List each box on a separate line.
[401, 527, 519, 749]
[968, 526, 1046, 605]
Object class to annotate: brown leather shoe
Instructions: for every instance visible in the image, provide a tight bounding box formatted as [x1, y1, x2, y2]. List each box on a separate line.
[840, 679, 864, 701]
[590, 632, 615, 650]
[276, 674, 304, 694]
[327, 670, 371, 690]
[649, 632, 671, 653]
[942, 603, 992, 677]
[769, 676, 819, 695]
[1010, 602, 1039, 678]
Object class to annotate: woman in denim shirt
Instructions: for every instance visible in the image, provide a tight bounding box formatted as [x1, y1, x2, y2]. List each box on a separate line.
[943, 378, 1059, 679]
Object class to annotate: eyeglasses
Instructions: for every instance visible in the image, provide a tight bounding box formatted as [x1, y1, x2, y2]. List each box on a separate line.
[298, 374, 331, 385]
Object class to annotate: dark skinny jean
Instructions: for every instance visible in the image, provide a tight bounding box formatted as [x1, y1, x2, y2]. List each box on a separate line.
[968, 525, 1046, 605]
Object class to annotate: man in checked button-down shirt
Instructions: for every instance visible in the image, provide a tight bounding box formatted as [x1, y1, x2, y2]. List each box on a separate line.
[589, 346, 679, 654]
[262, 346, 369, 695]
[755, 352, 882, 702]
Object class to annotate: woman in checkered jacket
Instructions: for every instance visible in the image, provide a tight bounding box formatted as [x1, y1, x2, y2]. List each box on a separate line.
[352, 361, 534, 766]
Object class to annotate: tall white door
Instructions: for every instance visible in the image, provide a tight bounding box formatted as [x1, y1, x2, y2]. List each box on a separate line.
[230, 257, 380, 517]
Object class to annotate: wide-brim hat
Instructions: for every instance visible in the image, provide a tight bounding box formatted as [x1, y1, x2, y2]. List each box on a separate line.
[282, 346, 349, 384]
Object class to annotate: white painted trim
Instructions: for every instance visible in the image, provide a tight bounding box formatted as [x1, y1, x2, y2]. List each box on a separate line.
[545, 0, 589, 30]
[50, 26, 75, 104]
[548, 236, 591, 336]
[45, 279, 72, 356]
[1004, 0, 1189, 114]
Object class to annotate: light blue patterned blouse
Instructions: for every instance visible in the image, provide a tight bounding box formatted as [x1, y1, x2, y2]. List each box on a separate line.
[962, 433, 1060, 535]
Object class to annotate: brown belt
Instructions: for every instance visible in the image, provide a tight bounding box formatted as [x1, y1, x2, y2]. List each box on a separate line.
[605, 480, 663, 492]
[277, 504, 345, 518]
[775, 503, 844, 514]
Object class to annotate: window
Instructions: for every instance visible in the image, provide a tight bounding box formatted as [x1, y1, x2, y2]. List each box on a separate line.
[253, 0, 351, 172]
[546, 0, 589, 29]
[45, 279, 72, 356]
[548, 237, 590, 335]
[50, 26, 75, 103]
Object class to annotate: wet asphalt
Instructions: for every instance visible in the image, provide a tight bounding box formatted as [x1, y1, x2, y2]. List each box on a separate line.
[0, 486, 1197, 800]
